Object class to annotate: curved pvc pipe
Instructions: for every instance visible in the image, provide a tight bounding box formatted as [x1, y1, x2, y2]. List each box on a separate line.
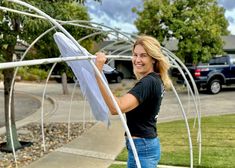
[77, 31, 111, 43]
[163, 48, 202, 165]
[117, 48, 132, 55]
[82, 97, 87, 130]
[41, 62, 58, 150]
[110, 45, 132, 55]
[167, 55, 195, 168]
[67, 81, 78, 139]
[170, 82, 194, 168]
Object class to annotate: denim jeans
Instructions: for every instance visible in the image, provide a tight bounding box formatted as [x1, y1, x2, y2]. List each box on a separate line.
[125, 137, 161, 168]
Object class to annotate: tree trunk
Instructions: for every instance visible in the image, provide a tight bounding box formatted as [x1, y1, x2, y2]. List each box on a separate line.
[3, 68, 22, 151]
[0, 14, 23, 152]
[61, 72, 69, 95]
[184, 54, 194, 66]
[1, 40, 22, 151]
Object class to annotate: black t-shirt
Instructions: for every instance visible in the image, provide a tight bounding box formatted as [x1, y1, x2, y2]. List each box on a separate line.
[126, 72, 165, 138]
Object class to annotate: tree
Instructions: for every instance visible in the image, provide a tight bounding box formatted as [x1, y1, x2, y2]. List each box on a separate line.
[0, 0, 103, 152]
[77, 0, 101, 5]
[134, 0, 229, 64]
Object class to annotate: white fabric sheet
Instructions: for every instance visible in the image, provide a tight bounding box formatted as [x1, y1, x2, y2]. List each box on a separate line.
[53, 32, 110, 126]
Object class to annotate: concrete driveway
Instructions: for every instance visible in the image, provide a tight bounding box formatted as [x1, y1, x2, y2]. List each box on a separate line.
[159, 86, 235, 122]
[0, 91, 41, 127]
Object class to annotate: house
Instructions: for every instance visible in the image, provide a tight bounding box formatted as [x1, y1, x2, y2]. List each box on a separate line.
[163, 35, 235, 54]
[222, 35, 235, 54]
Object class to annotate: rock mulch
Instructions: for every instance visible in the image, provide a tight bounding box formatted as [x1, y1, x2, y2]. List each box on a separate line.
[0, 122, 95, 168]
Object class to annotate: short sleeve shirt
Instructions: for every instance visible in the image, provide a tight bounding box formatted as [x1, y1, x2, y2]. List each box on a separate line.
[126, 72, 165, 138]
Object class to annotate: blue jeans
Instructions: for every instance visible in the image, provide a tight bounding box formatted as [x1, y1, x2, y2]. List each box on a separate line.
[125, 137, 161, 168]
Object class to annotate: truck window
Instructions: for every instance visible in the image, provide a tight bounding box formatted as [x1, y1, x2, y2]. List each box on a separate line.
[209, 57, 227, 65]
[230, 55, 235, 65]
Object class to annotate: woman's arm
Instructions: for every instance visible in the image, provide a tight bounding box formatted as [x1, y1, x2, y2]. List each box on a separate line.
[95, 52, 139, 115]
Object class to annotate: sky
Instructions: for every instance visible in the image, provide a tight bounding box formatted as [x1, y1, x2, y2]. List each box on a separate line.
[85, 0, 235, 35]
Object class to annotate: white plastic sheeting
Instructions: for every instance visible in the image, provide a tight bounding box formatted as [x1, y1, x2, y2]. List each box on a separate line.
[54, 32, 110, 126]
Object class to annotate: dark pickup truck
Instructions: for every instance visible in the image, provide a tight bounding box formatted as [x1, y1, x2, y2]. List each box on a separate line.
[176, 55, 235, 94]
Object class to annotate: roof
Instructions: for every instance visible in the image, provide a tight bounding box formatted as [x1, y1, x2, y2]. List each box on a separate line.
[163, 35, 235, 52]
[222, 35, 235, 51]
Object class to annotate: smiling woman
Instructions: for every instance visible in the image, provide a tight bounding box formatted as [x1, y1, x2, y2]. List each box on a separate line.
[95, 35, 171, 168]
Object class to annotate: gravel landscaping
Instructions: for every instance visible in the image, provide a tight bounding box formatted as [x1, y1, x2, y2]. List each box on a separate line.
[0, 122, 95, 168]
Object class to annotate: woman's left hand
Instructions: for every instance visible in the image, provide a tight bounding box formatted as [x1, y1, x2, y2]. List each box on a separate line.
[95, 52, 107, 72]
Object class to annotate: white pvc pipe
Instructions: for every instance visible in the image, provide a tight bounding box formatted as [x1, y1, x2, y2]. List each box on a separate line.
[0, 55, 131, 70]
[167, 56, 194, 168]
[164, 48, 201, 165]
[170, 82, 194, 168]
[83, 97, 87, 130]
[41, 62, 57, 151]
[68, 81, 78, 139]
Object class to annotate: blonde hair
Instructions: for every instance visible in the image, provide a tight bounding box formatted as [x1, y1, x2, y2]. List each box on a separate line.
[132, 35, 172, 89]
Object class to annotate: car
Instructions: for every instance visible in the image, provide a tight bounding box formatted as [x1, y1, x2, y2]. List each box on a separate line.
[52, 69, 124, 84]
[51, 74, 75, 83]
[176, 55, 235, 94]
[104, 69, 124, 83]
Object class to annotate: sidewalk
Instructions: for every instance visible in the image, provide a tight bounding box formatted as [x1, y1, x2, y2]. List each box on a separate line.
[24, 117, 125, 168]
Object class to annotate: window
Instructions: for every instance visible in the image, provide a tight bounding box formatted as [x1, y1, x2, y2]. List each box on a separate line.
[209, 56, 227, 65]
[230, 55, 235, 65]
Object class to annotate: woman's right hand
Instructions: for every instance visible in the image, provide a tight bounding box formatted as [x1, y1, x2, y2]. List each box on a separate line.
[95, 52, 107, 72]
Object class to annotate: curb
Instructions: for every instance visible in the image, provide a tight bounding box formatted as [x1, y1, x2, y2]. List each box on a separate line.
[113, 161, 189, 168]
[0, 91, 56, 135]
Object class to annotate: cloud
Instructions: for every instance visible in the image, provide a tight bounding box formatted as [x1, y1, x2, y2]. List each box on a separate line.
[85, 0, 142, 33]
[227, 16, 235, 24]
[86, 0, 235, 35]
[87, 0, 141, 22]
[218, 0, 235, 11]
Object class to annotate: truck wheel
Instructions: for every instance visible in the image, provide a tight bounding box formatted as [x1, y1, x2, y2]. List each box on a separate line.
[116, 76, 122, 83]
[207, 79, 221, 94]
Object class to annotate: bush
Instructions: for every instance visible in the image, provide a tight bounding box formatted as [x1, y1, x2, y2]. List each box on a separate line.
[17, 67, 48, 82]
[0, 72, 3, 81]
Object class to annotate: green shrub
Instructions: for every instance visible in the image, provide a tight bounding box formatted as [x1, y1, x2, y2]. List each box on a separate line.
[17, 67, 48, 81]
[0, 72, 3, 80]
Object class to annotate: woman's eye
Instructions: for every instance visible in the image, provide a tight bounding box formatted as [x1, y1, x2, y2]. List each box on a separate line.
[141, 54, 147, 58]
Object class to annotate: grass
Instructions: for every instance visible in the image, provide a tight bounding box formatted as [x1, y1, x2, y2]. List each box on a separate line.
[109, 114, 235, 168]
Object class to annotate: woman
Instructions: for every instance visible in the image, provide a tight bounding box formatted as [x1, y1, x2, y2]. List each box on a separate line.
[95, 35, 171, 168]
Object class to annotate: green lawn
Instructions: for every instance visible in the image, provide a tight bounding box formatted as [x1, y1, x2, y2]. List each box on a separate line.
[109, 114, 235, 168]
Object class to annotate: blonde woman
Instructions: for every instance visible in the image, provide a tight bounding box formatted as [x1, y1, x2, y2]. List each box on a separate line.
[95, 35, 171, 168]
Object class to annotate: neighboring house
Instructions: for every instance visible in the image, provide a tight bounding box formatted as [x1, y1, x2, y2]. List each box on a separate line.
[222, 35, 235, 54]
[98, 40, 134, 79]
[163, 35, 235, 54]
[14, 40, 29, 60]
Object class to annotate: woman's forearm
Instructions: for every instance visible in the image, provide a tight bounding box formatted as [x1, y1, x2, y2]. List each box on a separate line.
[96, 74, 119, 115]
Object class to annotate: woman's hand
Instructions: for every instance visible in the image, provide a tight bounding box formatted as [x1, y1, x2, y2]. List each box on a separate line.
[95, 52, 107, 72]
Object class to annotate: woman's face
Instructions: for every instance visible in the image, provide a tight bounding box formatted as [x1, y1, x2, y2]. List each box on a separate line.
[132, 44, 155, 77]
